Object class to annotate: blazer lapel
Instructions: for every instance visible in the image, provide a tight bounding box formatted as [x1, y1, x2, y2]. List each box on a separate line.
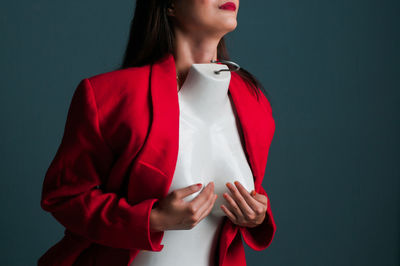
[228, 72, 270, 191]
[130, 53, 180, 199]
[133, 52, 267, 200]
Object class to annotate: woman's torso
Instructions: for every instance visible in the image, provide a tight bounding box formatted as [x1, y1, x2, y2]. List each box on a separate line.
[131, 78, 255, 266]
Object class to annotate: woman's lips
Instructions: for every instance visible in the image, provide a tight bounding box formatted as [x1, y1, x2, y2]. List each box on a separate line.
[219, 2, 236, 11]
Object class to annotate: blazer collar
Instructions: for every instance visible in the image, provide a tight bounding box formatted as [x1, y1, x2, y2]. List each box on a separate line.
[136, 53, 266, 196]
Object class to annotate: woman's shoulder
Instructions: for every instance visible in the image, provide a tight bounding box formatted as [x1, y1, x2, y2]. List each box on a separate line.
[87, 65, 151, 91]
[80, 65, 152, 107]
[231, 71, 272, 111]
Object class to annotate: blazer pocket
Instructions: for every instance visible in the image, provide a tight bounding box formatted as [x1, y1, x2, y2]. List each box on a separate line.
[137, 160, 168, 178]
[127, 160, 171, 202]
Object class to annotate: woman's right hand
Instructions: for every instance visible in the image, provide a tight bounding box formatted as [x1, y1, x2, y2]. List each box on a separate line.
[150, 182, 218, 231]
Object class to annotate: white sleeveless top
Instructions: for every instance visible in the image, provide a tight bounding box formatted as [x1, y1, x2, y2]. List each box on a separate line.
[131, 63, 255, 266]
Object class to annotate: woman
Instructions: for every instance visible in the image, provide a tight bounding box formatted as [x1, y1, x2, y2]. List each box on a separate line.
[39, 0, 276, 265]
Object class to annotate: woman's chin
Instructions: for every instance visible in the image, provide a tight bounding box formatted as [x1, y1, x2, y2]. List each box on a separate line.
[222, 21, 238, 32]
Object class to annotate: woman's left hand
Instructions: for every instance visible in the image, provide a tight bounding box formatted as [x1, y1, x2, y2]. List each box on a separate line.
[220, 181, 268, 228]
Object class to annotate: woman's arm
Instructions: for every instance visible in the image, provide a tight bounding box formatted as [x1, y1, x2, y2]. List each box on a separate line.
[40, 79, 164, 251]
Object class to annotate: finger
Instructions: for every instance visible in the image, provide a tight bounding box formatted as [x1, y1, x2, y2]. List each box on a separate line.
[194, 186, 216, 219]
[253, 192, 269, 206]
[233, 181, 264, 211]
[197, 194, 218, 223]
[226, 182, 255, 218]
[174, 183, 203, 199]
[220, 204, 237, 224]
[222, 192, 244, 219]
[188, 182, 214, 211]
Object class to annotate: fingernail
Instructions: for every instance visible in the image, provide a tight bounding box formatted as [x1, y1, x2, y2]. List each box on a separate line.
[251, 190, 256, 196]
[234, 181, 239, 186]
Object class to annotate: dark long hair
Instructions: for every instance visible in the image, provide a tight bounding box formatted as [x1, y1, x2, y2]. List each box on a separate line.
[119, 0, 270, 102]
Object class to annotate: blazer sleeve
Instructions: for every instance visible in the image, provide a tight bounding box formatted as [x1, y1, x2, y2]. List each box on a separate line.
[40, 78, 164, 251]
[238, 185, 276, 251]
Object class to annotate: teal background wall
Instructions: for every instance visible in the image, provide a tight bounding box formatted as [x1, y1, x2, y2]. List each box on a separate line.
[0, 0, 398, 265]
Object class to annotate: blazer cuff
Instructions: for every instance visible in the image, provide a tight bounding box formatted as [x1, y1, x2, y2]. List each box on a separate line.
[145, 198, 165, 251]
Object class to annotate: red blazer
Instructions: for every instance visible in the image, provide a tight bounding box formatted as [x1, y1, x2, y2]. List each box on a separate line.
[39, 52, 276, 266]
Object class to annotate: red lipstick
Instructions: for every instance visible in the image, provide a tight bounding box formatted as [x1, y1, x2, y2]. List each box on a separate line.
[219, 2, 236, 11]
